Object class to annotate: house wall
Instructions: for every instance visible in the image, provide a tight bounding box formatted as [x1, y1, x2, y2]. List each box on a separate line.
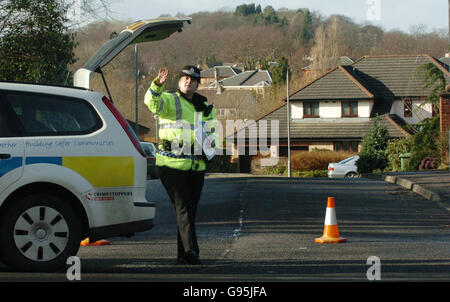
[390, 99, 433, 124]
[359, 100, 373, 118]
[308, 142, 334, 151]
[320, 101, 341, 118]
[440, 93, 450, 133]
[291, 102, 303, 119]
[440, 92, 450, 164]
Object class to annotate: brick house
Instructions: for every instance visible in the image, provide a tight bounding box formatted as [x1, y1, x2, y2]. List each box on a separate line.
[198, 68, 273, 131]
[199, 65, 242, 88]
[204, 69, 272, 92]
[230, 54, 450, 171]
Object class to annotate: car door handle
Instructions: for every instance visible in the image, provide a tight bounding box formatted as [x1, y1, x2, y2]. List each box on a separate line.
[0, 154, 11, 159]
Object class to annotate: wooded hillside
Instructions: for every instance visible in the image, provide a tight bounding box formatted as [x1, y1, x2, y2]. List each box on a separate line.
[70, 4, 448, 139]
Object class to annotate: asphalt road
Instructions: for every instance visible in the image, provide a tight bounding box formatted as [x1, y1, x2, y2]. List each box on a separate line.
[1, 176, 449, 283]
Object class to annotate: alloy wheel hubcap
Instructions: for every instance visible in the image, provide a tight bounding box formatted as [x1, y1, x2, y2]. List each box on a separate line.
[13, 206, 69, 262]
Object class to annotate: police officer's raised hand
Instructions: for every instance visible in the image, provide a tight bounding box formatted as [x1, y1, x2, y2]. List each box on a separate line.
[156, 67, 169, 86]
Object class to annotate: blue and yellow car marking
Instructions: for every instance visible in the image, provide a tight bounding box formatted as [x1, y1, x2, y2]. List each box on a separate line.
[0, 157, 23, 178]
[25, 157, 62, 165]
[0, 156, 134, 187]
[62, 157, 134, 187]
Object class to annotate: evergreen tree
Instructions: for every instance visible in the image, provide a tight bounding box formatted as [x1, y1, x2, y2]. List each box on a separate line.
[0, 0, 77, 85]
[205, 55, 222, 68]
[417, 62, 446, 109]
[357, 117, 390, 173]
[268, 56, 290, 86]
[262, 6, 279, 24]
[234, 3, 257, 17]
[299, 9, 313, 45]
[407, 116, 441, 170]
[255, 4, 262, 14]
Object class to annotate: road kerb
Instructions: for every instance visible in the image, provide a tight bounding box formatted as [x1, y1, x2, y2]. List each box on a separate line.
[395, 177, 414, 190]
[383, 175, 397, 184]
[363, 173, 443, 203]
[411, 183, 441, 202]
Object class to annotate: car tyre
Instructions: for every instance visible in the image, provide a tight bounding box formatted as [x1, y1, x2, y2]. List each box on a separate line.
[345, 172, 357, 178]
[0, 193, 82, 272]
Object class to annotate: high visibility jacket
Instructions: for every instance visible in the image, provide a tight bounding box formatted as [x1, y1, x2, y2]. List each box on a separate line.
[144, 78, 217, 171]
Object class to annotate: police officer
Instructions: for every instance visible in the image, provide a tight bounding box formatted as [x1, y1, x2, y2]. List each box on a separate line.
[144, 65, 217, 265]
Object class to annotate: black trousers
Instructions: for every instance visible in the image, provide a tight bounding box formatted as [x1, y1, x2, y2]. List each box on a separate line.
[158, 165, 205, 258]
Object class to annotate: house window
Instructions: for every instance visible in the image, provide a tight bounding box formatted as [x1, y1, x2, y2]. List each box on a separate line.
[404, 99, 412, 118]
[334, 141, 359, 152]
[342, 101, 358, 117]
[303, 102, 319, 117]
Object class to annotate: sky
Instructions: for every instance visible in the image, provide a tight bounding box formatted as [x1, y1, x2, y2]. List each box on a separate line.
[107, 0, 448, 34]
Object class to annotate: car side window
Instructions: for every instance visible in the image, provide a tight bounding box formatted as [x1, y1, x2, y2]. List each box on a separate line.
[0, 111, 15, 138]
[5, 91, 102, 136]
[0, 93, 24, 138]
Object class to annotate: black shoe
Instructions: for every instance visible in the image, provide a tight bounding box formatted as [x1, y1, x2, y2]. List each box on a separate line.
[184, 250, 201, 265]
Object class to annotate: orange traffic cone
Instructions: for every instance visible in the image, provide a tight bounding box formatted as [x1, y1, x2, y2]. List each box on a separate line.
[80, 238, 110, 246]
[315, 197, 346, 243]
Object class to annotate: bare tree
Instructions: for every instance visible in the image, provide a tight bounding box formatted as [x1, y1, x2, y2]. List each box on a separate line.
[309, 15, 344, 75]
[1, 0, 116, 35]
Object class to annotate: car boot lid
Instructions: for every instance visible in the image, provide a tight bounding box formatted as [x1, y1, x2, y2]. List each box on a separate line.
[74, 17, 191, 90]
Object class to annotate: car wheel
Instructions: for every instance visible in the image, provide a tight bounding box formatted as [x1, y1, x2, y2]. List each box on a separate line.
[345, 172, 357, 178]
[0, 193, 82, 272]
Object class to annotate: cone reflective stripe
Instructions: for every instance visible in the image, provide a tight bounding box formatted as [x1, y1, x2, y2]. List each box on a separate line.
[315, 197, 346, 243]
[80, 238, 110, 246]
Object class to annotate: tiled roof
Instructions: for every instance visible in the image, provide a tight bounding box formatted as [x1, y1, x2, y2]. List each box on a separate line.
[302, 56, 354, 71]
[293, 55, 450, 99]
[290, 65, 374, 101]
[215, 70, 272, 87]
[351, 55, 450, 99]
[232, 104, 409, 141]
[290, 54, 450, 117]
[438, 56, 450, 68]
[230, 55, 446, 141]
[201, 66, 242, 78]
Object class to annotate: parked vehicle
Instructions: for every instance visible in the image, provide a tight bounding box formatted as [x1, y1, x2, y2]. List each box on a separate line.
[327, 156, 360, 178]
[0, 17, 191, 272]
[141, 142, 159, 179]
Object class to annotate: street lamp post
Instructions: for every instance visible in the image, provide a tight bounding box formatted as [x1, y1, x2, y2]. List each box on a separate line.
[269, 61, 291, 178]
[286, 66, 291, 178]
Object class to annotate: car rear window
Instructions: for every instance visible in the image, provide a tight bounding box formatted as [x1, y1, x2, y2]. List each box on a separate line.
[339, 156, 357, 164]
[4, 91, 102, 136]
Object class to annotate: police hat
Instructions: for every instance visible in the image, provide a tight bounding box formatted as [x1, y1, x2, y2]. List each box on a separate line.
[179, 65, 201, 82]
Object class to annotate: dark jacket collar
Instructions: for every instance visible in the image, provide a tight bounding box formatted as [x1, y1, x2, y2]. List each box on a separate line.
[177, 89, 208, 112]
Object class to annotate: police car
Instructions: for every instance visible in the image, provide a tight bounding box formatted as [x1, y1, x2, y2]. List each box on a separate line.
[0, 17, 191, 272]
